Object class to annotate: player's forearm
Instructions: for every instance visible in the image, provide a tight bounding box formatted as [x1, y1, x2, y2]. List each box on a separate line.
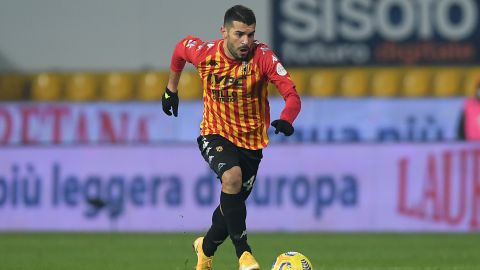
[167, 71, 181, 93]
[280, 91, 301, 124]
[274, 79, 301, 123]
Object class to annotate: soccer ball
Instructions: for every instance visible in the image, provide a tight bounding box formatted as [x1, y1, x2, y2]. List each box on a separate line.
[271, 251, 313, 270]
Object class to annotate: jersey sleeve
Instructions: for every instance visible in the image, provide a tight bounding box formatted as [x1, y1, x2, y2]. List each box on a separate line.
[170, 35, 205, 72]
[258, 45, 301, 124]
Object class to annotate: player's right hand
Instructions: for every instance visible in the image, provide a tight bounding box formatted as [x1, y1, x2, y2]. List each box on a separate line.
[162, 87, 179, 117]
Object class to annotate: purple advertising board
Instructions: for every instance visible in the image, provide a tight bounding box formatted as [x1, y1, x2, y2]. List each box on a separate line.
[0, 98, 464, 145]
[1, 142, 479, 232]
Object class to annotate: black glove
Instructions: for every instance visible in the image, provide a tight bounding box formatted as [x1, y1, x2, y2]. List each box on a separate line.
[162, 87, 179, 117]
[271, 119, 294, 136]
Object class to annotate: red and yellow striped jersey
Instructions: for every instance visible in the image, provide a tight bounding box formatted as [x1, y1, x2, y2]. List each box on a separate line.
[171, 36, 301, 150]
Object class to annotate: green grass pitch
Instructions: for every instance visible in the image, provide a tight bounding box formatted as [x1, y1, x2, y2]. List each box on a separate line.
[0, 232, 479, 270]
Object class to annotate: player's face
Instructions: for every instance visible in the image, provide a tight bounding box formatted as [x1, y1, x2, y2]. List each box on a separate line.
[222, 21, 256, 60]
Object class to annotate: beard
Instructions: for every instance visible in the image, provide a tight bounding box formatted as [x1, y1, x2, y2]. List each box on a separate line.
[226, 40, 249, 60]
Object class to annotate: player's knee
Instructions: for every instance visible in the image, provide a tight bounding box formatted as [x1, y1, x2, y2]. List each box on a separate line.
[221, 166, 242, 194]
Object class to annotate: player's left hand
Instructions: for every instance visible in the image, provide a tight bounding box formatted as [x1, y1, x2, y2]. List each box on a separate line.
[162, 87, 179, 117]
[271, 119, 294, 136]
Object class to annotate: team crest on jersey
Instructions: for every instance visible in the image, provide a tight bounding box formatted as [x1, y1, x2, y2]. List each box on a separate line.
[242, 61, 251, 75]
[216, 146, 223, 152]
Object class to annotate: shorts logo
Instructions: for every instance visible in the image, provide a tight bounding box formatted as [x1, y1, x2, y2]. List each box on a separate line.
[216, 146, 223, 152]
[201, 137, 209, 151]
[218, 163, 226, 171]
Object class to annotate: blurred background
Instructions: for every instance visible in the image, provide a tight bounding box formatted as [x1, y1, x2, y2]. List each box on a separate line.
[1, 0, 479, 233]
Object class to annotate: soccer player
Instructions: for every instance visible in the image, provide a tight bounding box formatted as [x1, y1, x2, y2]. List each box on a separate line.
[162, 5, 301, 270]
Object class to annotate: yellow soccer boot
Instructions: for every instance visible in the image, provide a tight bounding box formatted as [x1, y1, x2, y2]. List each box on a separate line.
[239, 251, 260, 270]
[193, 237, 214, 270]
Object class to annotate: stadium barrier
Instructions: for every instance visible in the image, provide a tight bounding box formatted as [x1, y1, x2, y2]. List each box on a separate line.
[1, 66, 479, 101]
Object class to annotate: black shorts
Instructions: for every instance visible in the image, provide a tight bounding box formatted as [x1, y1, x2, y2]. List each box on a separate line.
[197, 134, 263, 199]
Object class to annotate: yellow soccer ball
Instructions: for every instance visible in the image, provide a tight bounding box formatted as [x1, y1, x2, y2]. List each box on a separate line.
[271, 251, 313, 270]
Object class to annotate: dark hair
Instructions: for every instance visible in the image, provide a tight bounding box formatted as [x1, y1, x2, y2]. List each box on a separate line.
[224, 5, 256, 27]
